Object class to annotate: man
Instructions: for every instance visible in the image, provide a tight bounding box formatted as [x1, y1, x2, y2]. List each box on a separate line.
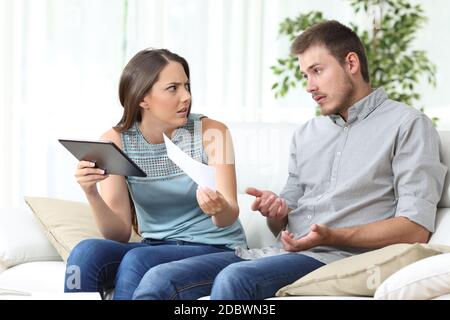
[132, 20, 447, 300]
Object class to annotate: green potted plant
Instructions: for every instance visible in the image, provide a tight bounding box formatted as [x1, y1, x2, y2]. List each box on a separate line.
[271, 0, 438, 124]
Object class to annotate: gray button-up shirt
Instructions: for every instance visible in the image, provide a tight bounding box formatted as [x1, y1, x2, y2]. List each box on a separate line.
[236, 87, 447, 264]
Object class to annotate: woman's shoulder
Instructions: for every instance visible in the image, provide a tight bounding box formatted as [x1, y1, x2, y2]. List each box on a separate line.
[200, 117, 229, 133]
[100, 128, 123, 149]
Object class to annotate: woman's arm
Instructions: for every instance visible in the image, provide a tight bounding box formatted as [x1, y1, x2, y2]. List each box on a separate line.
[198, 118, 239, 227]
[76, 129, 132, 242]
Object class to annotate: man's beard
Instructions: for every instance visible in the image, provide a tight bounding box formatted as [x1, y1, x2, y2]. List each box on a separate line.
[320, 77, 355, 117]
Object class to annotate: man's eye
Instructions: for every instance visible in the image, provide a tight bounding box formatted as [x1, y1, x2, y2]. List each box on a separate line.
[314, 68, 322, 74]
[302, 74, 308, 80]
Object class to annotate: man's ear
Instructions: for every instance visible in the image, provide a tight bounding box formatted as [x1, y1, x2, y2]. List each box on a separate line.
[345, 52, 360, 75]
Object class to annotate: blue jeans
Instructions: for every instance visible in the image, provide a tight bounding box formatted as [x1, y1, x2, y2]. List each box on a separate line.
[132, 251, 324, 300]
[64, 238, 232, 299]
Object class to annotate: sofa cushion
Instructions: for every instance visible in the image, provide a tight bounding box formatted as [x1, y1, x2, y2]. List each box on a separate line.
[0, 261, 66, 294]
[276, 243, 450, 297]
[374, 252, 450, 300]
[24, 197, 142, 261]
[0, 207, 61, 270]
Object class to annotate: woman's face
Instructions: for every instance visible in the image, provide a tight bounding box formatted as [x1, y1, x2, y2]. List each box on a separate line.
[140, 61, 191, 128]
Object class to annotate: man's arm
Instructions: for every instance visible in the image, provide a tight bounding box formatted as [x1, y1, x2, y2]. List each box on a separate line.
[329, 216, 430, 248]
[281, 216, 430, 252]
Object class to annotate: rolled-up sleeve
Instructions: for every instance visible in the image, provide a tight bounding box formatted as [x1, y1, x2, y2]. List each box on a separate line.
[279, 131, 303, 209]
[393, 115, 448, 232]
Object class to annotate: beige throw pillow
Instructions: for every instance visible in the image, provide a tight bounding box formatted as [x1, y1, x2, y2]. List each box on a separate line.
[24, 197, 142, 261]
[276, 243, 450, 297]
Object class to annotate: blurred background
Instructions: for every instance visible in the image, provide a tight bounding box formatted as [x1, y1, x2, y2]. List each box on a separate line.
[1, 0, 449, 208]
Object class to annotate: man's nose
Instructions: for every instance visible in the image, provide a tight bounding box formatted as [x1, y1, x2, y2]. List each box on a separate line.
[306, 79, 318, 93]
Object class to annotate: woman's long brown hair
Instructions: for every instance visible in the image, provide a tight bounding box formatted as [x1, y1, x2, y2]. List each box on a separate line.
[114, 48, 192, 236]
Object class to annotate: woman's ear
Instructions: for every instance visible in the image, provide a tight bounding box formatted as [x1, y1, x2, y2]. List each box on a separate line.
[139, 101, 148, 109]
[139, 96, 150, 109]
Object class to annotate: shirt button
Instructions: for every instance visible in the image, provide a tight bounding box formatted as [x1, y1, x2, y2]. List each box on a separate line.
[344, 127, 348, 131]
[307, 215, 312, 219]
[336, 151, 341, 156]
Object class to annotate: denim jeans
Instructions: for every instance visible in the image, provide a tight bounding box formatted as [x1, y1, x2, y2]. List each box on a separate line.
[132, 251, 324, 300]
[64, 238, 232, 300]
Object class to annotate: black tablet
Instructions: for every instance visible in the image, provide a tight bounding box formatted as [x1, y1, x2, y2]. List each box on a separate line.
[58, 139, 147, 177]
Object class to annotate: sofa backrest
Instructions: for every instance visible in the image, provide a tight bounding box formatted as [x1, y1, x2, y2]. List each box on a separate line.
[438, 131, 450, 208]
[227, 122, 297, 194]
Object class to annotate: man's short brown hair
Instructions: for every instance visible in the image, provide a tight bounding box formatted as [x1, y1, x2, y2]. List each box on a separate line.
[291, 20, 370, 83]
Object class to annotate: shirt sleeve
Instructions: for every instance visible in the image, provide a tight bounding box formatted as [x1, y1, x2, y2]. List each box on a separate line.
[393, 115, 448, 232]
[279, 131, 303, 210]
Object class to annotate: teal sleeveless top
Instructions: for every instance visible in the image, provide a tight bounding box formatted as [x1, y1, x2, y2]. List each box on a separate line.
[120, 113, 247, 249]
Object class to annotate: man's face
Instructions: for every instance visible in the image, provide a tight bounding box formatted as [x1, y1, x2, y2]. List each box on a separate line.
[298, 45, 355, 117]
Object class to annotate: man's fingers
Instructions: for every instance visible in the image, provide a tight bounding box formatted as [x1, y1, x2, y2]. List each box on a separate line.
[276, 199, 287, 218]
[251, 197, 262, 211]
[259, 195, 276, 213]
[245, 187, 263, 197]
[281, 231, 296, 251]
[267, 198, 280, 217]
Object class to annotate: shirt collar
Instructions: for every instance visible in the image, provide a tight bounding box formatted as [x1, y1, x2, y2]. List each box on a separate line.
[328, 87, 388, 126]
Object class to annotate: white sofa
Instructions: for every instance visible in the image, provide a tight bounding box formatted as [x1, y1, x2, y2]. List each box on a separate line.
[0, 122, 449, 300]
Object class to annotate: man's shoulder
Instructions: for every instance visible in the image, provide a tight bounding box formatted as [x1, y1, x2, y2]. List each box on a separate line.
[374, 98, 435, 132]
[381, 98, 424, 120]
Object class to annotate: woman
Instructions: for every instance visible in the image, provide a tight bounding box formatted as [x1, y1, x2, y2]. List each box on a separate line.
[64, 49, 246, 299]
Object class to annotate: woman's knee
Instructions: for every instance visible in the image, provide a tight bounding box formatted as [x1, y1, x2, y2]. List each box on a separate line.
[67, 239, 108, 265]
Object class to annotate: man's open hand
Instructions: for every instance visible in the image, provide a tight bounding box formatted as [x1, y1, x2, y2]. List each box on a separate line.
[281, 224, 331, 252]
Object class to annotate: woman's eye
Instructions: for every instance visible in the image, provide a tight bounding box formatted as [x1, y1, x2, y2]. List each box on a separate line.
[185, 84, 191, 91]
[314, 68, 322, 75]
[167, 85, 176, 92]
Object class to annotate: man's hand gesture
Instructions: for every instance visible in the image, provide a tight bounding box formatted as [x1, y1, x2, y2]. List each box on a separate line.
[245, 187, 288, 220]
[281, 224, 331, 252]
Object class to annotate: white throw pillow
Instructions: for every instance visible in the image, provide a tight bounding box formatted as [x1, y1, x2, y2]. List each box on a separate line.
[374, 252, 450, 300]
[0, 207, 61, 270]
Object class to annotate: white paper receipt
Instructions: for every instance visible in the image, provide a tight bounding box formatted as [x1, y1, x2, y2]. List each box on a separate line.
[163, 133, 216, 191]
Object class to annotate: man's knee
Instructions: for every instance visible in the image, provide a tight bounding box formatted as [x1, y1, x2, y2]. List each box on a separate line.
[132, 264, 177, 300]
[214, 262, 253, 286]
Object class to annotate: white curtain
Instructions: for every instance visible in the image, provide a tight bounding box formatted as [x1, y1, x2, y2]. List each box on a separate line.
[1, 0, 307, 208]
[1, 0, 449, 208]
